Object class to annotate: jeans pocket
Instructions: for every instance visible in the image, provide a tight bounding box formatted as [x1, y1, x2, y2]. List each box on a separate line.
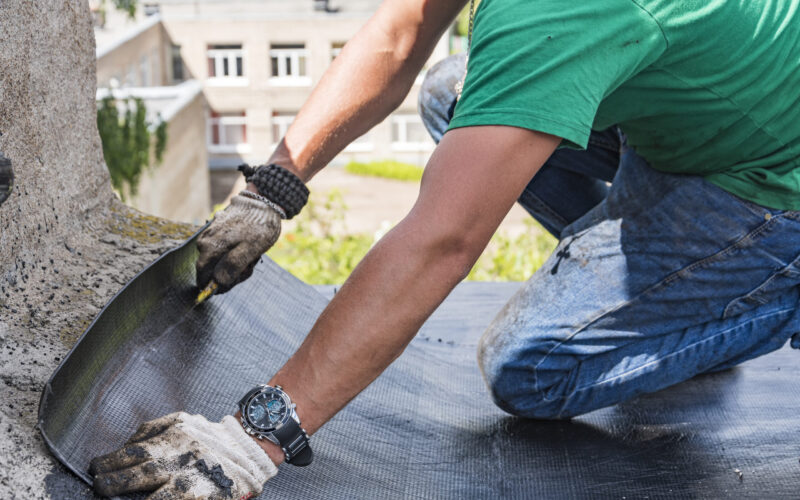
[723, 254, 800, 319]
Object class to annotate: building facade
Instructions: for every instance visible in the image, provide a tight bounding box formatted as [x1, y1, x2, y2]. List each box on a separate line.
[156, 0, 449, 203]
[94, 6, 210, 224]
[95, 0, 452, 212]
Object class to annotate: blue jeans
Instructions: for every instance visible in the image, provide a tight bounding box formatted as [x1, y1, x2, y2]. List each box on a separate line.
[420, 55, 800, 419]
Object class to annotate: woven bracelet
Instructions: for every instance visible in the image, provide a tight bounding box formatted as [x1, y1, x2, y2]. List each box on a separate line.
[238, 163, 309, 219]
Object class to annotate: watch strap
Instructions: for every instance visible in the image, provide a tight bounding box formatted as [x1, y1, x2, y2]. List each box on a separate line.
[272, 417, 313, 466]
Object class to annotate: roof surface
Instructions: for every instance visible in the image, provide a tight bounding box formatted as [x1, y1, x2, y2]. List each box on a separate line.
[41, 234, 800, 499]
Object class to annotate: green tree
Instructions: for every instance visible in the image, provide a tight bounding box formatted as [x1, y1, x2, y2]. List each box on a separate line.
[96, 96, 167, 200]
[108, 0, 137, 18]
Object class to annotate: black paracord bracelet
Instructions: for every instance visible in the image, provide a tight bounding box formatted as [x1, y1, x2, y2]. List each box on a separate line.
[238, 163, 309, 219]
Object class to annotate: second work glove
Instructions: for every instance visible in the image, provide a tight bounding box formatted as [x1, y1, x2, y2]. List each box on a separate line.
[90, 412, 278, 499]
[196, 192, 283, 294]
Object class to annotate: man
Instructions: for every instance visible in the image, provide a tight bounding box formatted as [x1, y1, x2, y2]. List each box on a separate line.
[89, 0, 800, 498]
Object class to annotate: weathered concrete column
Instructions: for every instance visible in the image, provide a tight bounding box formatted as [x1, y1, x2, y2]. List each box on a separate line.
[0, 1, 196, 496]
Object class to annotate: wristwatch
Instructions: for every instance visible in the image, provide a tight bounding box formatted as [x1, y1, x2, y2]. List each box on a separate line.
[237, 385, 313, 466]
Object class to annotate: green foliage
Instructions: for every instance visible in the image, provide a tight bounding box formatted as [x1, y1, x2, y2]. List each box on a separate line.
[467, 219, 557, 281]
[268, 190, 373, 284]
[154, 120, 168, 161]
[97, 96, 168, 200]
[268, 190, 557, 285]
[344, 160, 424, 182]
[109, 0, 137, 18]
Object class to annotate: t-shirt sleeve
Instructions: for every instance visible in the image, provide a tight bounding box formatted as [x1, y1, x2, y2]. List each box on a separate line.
[448, 0, 667, 149]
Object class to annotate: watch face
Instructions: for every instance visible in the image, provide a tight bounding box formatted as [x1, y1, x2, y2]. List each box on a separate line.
[245, 387, 290, 432]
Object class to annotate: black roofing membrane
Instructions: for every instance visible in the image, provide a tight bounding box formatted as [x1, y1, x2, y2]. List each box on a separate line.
[40, 235, 800, 499]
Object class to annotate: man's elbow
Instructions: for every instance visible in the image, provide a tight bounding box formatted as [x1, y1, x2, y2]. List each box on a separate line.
[393, 208, 488, 283]
[421, 232, 484, 283]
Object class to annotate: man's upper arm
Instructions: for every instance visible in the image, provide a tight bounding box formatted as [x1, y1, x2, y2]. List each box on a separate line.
[371, 0, 468, 65]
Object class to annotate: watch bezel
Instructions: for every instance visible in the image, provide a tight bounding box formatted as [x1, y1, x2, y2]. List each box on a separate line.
[241, 385, 293, 433]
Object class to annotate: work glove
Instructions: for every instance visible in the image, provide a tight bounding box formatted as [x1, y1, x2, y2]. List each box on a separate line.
[90, 412, 278, 499]
[196, 192, 283, 294]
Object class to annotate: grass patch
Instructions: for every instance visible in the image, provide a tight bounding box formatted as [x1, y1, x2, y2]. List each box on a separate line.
[344, 160, 424, 182]
[268, 190, 557, 285]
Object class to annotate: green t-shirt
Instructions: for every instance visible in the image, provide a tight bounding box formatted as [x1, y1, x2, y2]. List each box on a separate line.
[449, 0, 800, 210]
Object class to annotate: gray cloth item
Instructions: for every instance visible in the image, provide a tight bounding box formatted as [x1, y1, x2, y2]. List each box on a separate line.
[39, 233, 800, 499]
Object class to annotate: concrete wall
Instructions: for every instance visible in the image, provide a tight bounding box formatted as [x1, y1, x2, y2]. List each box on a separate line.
[129, 91, 211, 224]
[96, 13, 210, 223]
[96, 16, 171, 88]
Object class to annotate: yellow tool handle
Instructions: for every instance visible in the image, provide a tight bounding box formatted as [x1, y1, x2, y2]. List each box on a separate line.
[195, 281, 218, 305]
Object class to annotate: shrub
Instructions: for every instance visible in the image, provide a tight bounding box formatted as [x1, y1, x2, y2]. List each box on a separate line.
[267, 190, 557, 284]
[97, 96, 167, 200]
[467, 219, 556, 282]
[268, 190, 373, 284]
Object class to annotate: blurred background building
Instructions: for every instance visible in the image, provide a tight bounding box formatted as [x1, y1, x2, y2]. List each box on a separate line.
[93, 0, 453, 222]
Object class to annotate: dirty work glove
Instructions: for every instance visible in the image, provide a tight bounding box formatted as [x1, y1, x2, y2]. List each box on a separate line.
[90, 412, 277, 499]
[196, 192, 283, 293]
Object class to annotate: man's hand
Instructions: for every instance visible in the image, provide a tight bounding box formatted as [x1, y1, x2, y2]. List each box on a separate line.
[196, 193, 282, 294]
[89, 412, 277, 499]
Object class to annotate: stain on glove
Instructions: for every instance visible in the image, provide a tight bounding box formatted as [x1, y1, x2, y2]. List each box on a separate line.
[196, 193, 282, 294]
[89, 412, 277, 499]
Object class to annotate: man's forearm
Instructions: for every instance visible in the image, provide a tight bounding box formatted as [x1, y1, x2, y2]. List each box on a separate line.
[247, 215, 474, 465]
[269, 0, 466, 182]
[270, 215, 474, 432]
[250, 127, 561, 465]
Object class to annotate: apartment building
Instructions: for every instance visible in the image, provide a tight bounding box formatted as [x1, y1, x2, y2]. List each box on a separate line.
[95, 0, 452, 211]
[155, 0, 450, 202]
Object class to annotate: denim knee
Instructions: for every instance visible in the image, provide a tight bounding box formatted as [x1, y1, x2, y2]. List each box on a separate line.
[477, 329, 576, 420]
[418, 53, 466, 143]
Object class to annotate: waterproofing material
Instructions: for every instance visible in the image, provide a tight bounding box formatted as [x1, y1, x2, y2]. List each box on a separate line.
[40, 235, 800, 498]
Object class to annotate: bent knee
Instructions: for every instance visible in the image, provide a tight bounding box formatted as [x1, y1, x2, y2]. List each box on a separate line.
[485, 367, 577, 420]
[478, 332, 580, 420]
[418, 53, 466, 110]
[418, 54, 466, 143]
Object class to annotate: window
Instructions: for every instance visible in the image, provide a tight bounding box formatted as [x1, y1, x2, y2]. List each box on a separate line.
[391, 114, 433, 151]
[207, 44, 245, 81]
[271, 112, 296, 145]
[314, 0, 338, 12]
[330, 41, 346, 61]
[208, 111, 249, 153]
[143, 3, 160, 16]
[171, 44, 184, 83]
[270, 44, 310, 85]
